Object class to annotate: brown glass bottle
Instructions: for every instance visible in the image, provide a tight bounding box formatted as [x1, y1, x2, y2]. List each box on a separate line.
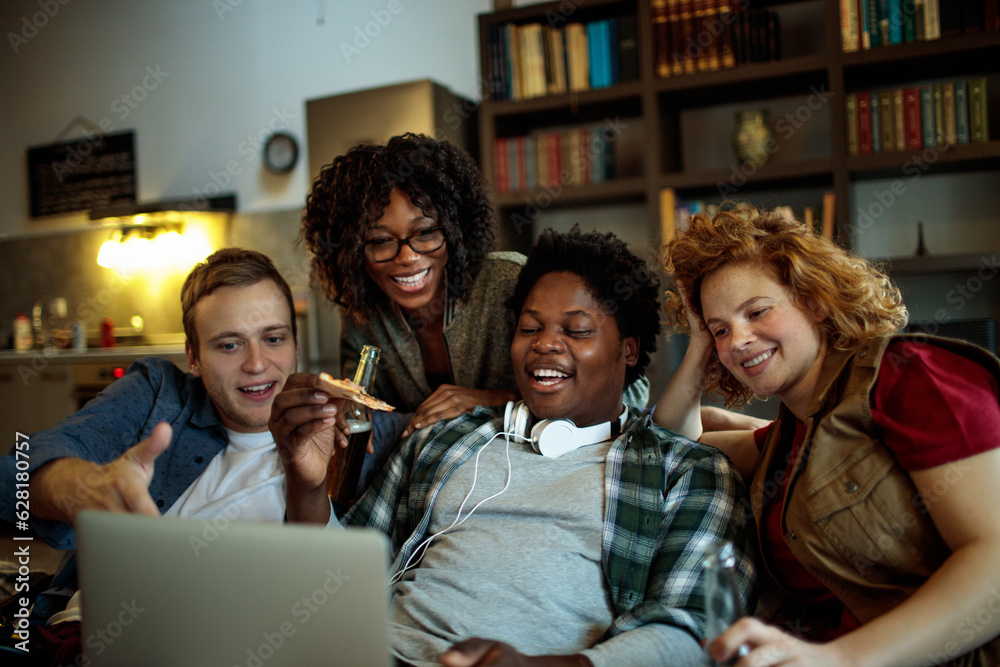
[326, 345, 380, 505]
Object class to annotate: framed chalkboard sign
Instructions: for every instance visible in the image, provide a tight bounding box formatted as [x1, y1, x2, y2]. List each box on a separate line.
[27, 131, 136, 218]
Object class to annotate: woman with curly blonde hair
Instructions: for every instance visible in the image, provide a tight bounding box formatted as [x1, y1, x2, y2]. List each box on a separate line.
[654, 204, 1000, 667]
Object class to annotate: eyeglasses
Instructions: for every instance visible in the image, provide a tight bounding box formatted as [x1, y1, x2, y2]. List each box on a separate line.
[362, 226, 446, 263]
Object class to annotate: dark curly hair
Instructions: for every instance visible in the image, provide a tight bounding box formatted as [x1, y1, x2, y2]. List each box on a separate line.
[507, 227, 660, 388]
[300, 133, 496, 322]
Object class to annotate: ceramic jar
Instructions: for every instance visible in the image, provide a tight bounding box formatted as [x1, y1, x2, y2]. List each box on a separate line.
[732, 109, 773, 167]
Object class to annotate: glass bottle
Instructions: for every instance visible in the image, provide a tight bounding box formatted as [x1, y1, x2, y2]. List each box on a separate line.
[326, 345, 380, 505]
[703, 540, 749, 666]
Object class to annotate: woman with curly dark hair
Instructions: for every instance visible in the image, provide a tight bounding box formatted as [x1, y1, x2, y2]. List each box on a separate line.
[301, 133, 524, 437]
[655, 204, 1000, 667]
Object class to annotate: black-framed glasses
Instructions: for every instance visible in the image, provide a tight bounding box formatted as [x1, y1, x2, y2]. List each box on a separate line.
[362, 226, 446, 263]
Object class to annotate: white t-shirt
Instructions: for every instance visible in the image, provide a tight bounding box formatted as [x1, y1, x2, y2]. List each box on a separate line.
[164, 429, 287, 522]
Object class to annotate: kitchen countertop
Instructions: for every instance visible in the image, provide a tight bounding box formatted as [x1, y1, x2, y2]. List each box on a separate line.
[0, 345, 187, 366]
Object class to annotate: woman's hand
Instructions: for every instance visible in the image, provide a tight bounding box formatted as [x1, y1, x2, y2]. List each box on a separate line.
[706, 617, 852, 667]
[401, 386, 519, 439]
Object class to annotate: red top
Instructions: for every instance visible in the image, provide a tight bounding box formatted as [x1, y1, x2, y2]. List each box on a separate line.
[756, 340, 1000, 639]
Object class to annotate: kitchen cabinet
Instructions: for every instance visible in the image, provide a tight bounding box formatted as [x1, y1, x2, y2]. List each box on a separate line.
[0, 363, 74, 454]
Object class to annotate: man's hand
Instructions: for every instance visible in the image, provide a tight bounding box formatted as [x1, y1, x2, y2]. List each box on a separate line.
[439, 639, 593, 667]
[401, 386, 518, 439]
[29, 422, 172, 523]
[269, 373, 347, 523]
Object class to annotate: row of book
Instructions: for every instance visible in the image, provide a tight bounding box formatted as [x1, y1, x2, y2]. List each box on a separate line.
[485, 16, 639, 101]
[493, 127, 616, 193]
[659, 189, 836, 245]
[651, 1, 782, 78]
[845, 78, 990, 156]
[840, 0, 1000, 52]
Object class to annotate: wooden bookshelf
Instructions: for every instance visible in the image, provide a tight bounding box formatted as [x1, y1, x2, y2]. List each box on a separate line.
[477, 0, 1000, 259]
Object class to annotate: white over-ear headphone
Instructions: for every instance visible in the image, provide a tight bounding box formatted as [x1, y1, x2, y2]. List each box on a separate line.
[503, 401, 628, 458]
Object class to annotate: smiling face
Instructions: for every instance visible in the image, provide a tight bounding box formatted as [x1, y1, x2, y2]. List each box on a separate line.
[364, 187, 448, 320]
[511, 271, 638, 427]
[186, 279, 298, 433]
[700, 261, 827, 418]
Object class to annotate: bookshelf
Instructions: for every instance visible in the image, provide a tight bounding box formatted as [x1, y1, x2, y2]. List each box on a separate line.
[476, 0, 1000, 270]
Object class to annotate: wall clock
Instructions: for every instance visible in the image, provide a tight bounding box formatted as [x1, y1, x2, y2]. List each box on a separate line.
[262, 132, 299, 174]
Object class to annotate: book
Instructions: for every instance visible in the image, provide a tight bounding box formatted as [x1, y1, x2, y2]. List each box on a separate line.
[867, 0, 882, 46]
[878, 89, 895, 152]
[846, 92, 861, 155]
[893, 87, 906, 151]
[679, 0, 698, 74]
[719, 4, 736, 68]
[924, 0, 941, 38]
[860, 0, 872, 47]
[659, 188, 678, 245]
[920, 84, 936, 147]
[888, 0, 904, 43]
[969, 76, 989, 143]
[565, 23, 589, 92]
[903, 87, 922, 150]
[545, 26, 568, 95]
[915, 0, 926, 40]
[955, 79, 970, 144]
[933, 82, 945, 145]
[870, 88, 882, 153]
[651, 0, 673, 78]
[494, 138, 508, 192]
[669, 0, 686, 75]
[822, 191, 837, 241]
[586, 22, 602, 89]
[617, 15, 639, 82]
[506, 23, 523, 100]
[903, 0, 917, 41]
[858, 91, 874, 154]
[942, 81, 956, 146]
[842, 0, 861, 51]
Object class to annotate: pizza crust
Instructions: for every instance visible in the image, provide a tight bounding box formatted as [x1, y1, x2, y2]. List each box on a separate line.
[314, 372, 395, 412]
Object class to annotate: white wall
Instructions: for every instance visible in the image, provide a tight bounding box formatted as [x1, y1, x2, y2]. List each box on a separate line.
[0, 0, 491, 238]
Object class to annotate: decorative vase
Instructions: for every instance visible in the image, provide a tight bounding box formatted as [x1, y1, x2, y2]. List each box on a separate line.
[732, 109, 773, 167]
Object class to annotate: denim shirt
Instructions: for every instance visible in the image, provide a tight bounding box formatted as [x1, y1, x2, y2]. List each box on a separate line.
[0, 357, 229, 551]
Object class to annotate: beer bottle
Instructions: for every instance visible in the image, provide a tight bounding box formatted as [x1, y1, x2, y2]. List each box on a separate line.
[703, 540, 749, 665]
[327, 345, 380, 505]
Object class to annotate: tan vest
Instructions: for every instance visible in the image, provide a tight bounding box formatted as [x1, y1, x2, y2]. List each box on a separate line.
[750, 334, 1000, 666]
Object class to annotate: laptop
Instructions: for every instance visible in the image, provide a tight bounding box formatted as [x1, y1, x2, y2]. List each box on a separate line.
[76, 510, 392, 667]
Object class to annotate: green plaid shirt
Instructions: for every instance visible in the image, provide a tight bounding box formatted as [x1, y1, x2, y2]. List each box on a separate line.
[344, 406, 755, 642]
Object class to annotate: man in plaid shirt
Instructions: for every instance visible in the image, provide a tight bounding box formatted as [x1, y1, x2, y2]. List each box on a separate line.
[272, 228, 755, 666]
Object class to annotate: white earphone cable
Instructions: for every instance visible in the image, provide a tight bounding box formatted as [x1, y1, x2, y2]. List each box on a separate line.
[389, 429, 518, 587]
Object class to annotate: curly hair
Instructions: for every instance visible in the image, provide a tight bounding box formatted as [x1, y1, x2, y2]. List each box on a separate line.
[300, 133, 496, 322]
[507, 226, 660, 388]
[660, 204, 908, 407]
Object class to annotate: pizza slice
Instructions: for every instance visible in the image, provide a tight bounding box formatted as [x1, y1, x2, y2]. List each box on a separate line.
[314, 372, 395, 412]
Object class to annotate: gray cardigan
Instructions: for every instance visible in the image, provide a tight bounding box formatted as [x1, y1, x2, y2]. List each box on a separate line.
[342, 252, 527, 412]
